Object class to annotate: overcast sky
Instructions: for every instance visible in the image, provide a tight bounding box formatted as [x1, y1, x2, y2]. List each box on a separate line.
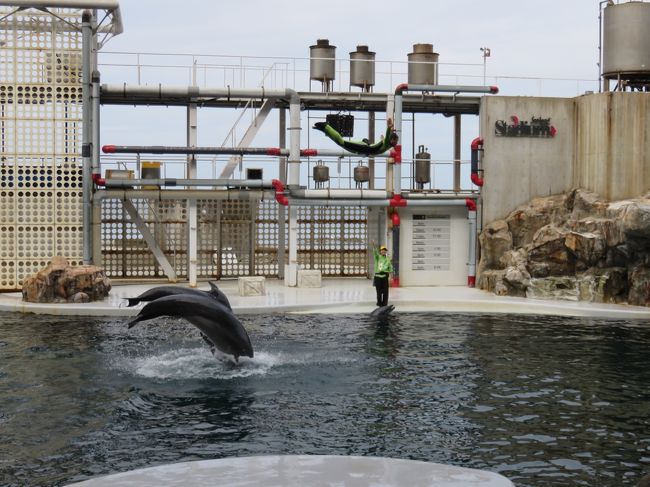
[104, 0, 603, 83]
[96, 0, 606, 180]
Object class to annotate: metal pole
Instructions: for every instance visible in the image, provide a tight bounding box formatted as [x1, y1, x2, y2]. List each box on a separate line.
[187, 101, 198, 286]
[278, 108, 286, 278]
[453, 114, 461, 192]
[81, 10, 93, 264]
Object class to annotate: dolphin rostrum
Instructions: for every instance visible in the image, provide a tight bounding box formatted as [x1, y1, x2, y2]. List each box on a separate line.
[124, 284, 230, 309]
[127, 294, 253, 362]
[370, 304, 395, 319]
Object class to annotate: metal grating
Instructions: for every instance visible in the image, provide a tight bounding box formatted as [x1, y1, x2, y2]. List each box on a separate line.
[100, 198, 367, 280]
[0, 8, 83, 290]
[297, 205, 368, 277]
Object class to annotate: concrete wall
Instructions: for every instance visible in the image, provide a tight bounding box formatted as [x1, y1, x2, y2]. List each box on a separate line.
[480, 92, 650, 224]
[480, 96, 575, 223]
[574, 92, 650, 201]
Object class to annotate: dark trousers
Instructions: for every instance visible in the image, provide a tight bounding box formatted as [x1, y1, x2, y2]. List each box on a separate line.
[374, 275, 389, 306]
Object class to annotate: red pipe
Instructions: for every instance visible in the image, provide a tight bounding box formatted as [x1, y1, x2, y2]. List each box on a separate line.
[271, 179, 288, 206]
[102, 144, 116, 154]
[388, 194, 407, 207]
[266, 148, 282, 156]
[470, 137, 484, 187]
[489, 86, 499, 94]
[390, 144, 402, 164]
[300, 149, 317, 157]
[468, 276, 476, 287]
[391, 212, 401, 227]
[92, 173, 106, 186]
[465, 198, 477, 211]
[395, 83, 408, 94]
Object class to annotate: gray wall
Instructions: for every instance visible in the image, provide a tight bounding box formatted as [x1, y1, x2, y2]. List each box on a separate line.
[575, 92, 650, 201]
[479, 96, 575, 223]
[480, 92, 650, 223]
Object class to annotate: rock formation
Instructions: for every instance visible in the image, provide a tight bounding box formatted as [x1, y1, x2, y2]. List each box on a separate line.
[21, 256, 112, 303]
[478, 189, 650, 307]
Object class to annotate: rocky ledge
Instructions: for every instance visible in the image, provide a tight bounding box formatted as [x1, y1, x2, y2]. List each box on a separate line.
[478, 188, 650, 306]
[22, 256, 112, 303]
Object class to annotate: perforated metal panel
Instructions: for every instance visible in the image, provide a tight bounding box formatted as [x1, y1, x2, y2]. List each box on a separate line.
[100, 198, 368, 280]
[0, 8, 83, 290]
[297, 205, 368, 277]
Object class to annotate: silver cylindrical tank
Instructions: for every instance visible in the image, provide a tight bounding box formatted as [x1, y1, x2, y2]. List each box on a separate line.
[603, 1, 650, 80]
[354, 165, 370, 183]
[310, 39, 336, 83]
[350, 45, 375, 90]
[408, 43, 439, 85]
[313, 163, 330, 183]
[415, 145, 431, 188]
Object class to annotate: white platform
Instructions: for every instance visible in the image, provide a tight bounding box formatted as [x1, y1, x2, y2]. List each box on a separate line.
[66, 455, 514, 487]
[1, 278, 650, 319]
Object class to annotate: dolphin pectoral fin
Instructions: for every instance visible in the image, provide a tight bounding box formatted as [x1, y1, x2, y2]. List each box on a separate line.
[127, 318, 140, 329]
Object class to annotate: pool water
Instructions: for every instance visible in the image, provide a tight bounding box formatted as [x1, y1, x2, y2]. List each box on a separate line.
[1, 311, 649, 486]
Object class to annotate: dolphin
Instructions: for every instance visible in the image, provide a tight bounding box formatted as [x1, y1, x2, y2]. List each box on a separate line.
[370, 304, 395, 319]
[124, 284, 230, 309]
[207, 281, 232, 311]
[127, 294, 253, 363]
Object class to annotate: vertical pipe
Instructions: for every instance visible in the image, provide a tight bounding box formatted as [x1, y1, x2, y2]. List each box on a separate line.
[393, 93, 403, 194]
[91, 71, 100, 176]
[286, 91, 301, 285]
[453, 114, 461, 192]
[278, 108, 286, 278]
[368, 111, 375, 189]
[467, 200, 477, 287]
[81, 10, 93, 264]
[187, 102, 198, 286]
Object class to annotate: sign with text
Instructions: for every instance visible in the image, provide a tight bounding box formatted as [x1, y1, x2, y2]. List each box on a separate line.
[411, 214, 450, 271]
[495, 115, 557, 138]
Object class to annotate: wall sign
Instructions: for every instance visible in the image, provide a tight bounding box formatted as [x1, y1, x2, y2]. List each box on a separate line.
[411, 214, 450, 271]
[495, 115, 557, 138]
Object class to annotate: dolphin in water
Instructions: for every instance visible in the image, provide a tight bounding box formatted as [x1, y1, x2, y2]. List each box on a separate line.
[127, 294, 253, 363]
[370, 304, 395, 319]
[124, 283, 231, 310]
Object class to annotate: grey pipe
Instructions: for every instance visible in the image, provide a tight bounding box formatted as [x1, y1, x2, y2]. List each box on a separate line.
[102, 178, 276, 188]
[93, 189, 271, 202]
[287, 197, 470, 207]
[289, 189, 389, 200]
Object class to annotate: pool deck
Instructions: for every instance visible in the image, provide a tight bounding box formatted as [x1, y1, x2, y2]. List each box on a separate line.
[2, 278, 650, 319]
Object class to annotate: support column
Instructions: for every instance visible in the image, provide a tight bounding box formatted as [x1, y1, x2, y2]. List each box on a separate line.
[278, 108, 287, 278]
[453, 114, 461, 192]
[285, 95, 301, 286]
[187, 101, 198, 286]
[81, 10, 93, 264]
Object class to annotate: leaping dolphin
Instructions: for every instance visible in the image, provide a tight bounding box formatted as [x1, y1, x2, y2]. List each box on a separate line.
[207, 281, 232, 311]
[127, 294, 253, 363]
[124, 283, 231, 310]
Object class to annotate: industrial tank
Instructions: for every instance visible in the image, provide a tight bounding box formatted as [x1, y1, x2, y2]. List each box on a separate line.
[414, 145, 431, 189]
[602, 1, 650, 83]
[310, 39, 336, 89]
[408, 43, 439, 85]
[350, 45, 375, 90]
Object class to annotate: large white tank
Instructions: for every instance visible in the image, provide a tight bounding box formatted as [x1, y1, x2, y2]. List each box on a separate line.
[350, 45, 375, 90]
[602, 1, 650, 82]
[309, 39, 336, 85]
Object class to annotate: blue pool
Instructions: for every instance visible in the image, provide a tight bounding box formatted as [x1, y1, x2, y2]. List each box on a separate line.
[1, 311, 649, 486]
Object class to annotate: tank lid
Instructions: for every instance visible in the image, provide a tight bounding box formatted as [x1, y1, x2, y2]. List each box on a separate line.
[311, 38, 336, 49]
[350, 44, 375, 56]
[412, 43, 434, 54]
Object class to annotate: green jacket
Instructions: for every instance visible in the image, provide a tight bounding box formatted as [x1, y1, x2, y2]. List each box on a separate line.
[373, 247, 394, 277]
